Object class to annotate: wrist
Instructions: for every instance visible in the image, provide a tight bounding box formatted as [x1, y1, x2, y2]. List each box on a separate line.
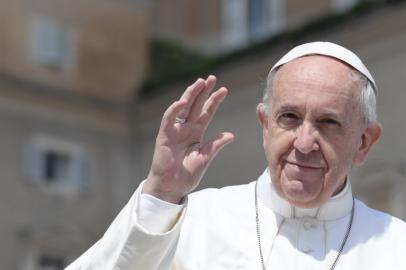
[142, 180, 185, 204]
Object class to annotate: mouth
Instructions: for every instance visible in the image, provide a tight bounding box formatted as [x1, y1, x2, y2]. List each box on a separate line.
[284, 160, 324, 170]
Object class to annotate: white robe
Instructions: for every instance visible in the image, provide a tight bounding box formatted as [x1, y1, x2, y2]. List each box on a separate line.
[66, 170, 406, 269]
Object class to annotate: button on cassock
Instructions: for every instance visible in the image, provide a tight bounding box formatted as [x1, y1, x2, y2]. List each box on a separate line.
[301, 246, 313, 254]
[303, 220, 315, 230]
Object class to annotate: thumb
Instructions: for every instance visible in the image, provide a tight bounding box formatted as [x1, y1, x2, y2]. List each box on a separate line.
[200, 132, 234, 163]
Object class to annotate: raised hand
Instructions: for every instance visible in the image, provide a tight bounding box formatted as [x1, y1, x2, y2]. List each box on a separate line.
[143, 75, 235, 203]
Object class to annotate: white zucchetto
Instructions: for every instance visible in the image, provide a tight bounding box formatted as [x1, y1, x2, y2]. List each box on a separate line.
[270, 41, 377, 94]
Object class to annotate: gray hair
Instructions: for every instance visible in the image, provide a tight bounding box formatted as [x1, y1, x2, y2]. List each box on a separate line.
[261, 68, 377, 125]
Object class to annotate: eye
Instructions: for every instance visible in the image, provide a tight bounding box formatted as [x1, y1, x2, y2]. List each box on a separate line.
[281, 113, 298, 120]
[320, 118, 341, 127]
[277, 112, 300, 126]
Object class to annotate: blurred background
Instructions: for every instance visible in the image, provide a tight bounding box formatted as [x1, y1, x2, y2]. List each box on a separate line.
[0, 0, 405, 269]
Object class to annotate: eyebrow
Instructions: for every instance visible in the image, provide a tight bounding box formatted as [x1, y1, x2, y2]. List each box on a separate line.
[318, 111, 341, 120]
[274, 104, 300, 114]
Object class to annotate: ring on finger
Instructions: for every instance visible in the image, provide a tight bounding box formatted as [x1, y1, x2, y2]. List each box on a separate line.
[175, 117, 187, 124]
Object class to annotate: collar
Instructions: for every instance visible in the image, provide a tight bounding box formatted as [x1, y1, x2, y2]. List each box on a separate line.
[256, 169, 354, 221]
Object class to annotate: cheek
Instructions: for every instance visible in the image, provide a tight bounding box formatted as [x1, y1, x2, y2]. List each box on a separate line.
[265, 128, 295, 164]
[322, 138, 356, 180]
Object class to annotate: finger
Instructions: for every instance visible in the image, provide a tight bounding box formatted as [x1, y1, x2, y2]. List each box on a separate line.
[198, 87, 228, 129]
[177, 78, 206, 119]
[200, 132, 235, 163]
[188, 75, 217, 122]
[160, 99, 188, 131]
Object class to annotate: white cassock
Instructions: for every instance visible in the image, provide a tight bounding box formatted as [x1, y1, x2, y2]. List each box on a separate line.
[66, 169, 406, 269]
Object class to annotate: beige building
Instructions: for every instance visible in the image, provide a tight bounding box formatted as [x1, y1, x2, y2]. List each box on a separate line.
[0, 0, 405, 269]
[150, 0, 360, 55]
[0, 0, 148, 269]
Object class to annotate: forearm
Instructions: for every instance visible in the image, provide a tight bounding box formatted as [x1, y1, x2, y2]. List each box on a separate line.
[65, 182, 186, 270]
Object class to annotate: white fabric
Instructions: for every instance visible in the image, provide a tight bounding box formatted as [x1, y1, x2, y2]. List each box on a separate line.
[258, 168, 353, 220]
[66, 170, 406, 269]
[65, 184, 187, 270]
[270, 42, 377, 93]
[138, 191, 184, 234]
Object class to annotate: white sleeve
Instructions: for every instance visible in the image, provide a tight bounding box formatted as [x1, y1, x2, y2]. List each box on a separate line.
[65, 181, 187, 270]
[138, 192, 185, 234]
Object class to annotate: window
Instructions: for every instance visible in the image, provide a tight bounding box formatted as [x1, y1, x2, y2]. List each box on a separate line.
[38, 254, 66, 270]
[248, 0, 266, 40]
[27, 135, 88, 195]
[22, 246, 69, 270]
[222, 0, 284, 50]
[248, 0, 284, 41]
[221, 0, 249, 50]
[42, 150, 70, 184]
[30, 17, 75, 71]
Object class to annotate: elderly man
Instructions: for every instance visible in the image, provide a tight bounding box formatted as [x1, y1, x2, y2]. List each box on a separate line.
[66, 42, 406, 270]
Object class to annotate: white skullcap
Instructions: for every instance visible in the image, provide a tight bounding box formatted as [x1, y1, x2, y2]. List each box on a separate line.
[270, 41, 377, 94]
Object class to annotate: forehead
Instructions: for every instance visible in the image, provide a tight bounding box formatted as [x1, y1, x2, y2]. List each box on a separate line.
[270, 55, 361, 115]
[272, 56, 360, 99]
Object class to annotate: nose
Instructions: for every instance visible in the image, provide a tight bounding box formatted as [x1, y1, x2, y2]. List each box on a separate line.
[293, 122, 319, 154]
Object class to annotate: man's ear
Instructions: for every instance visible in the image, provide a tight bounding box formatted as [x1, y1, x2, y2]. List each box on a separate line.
[353, 122, 382, 166]
[256, 103, 270, 150]
[256, 103, 268, 130]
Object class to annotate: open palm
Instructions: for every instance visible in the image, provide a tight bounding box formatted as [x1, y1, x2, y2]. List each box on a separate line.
[143, 75, 234, 203]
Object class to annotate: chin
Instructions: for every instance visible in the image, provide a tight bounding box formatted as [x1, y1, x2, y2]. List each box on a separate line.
[282, 184, 322, 208]
[278, 172, 324, 205]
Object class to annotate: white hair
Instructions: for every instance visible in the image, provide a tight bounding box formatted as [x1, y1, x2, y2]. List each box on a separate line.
[261, 67, 377, 125]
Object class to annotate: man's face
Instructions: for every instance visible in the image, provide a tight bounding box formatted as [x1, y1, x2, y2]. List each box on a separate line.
[257, 56, 381, 208]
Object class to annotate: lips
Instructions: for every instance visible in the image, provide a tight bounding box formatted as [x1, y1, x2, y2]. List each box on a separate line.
[283, 160, 325, 182]
[284, 160, 324, 170]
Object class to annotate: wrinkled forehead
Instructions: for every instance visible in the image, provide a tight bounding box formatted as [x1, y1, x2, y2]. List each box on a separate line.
[269, 42, 377, 94]
[274, 55, 359, 84]
[272, 56, 361, 98]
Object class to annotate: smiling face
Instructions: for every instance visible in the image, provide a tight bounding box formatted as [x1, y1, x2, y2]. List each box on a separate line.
[257, 56, 381, 208]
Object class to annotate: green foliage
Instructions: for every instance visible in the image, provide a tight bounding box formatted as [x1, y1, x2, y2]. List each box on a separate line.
[140, 0, 404, 97]
[141, 39, 212, 97]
